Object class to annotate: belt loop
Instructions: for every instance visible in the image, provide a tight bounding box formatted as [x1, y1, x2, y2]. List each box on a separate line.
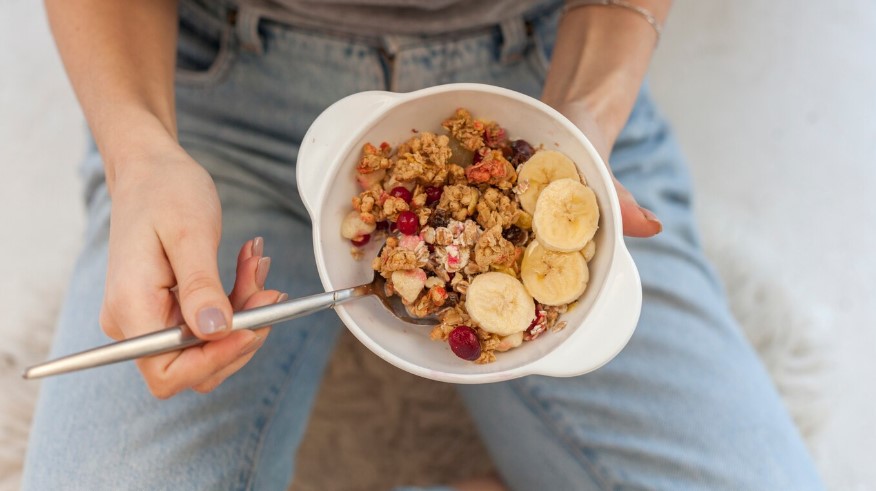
[235, 5, 264, 54]
[498, 17, 528, 64]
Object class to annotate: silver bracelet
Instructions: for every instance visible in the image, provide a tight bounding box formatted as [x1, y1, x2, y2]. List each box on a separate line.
[563, 0, 663, 43]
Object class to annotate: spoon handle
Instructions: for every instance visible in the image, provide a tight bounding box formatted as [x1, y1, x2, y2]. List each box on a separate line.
[22, 285, 370, 380]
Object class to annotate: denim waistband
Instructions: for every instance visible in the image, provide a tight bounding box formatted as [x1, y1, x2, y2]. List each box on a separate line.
[183, 0, 562, 63]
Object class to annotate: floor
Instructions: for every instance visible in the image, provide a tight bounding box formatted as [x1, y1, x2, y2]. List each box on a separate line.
[1, 0, 873, 489]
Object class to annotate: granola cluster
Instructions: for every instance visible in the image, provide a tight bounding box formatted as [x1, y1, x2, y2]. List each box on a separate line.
[343, 108, 570, 364]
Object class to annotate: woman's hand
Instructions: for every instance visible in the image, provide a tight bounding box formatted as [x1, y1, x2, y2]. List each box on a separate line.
[541, 1, 671, 238]
[554, 99, 662, 238]
[99, 141, 282, 398]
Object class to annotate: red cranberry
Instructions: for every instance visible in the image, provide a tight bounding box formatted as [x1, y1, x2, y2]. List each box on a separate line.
[390, 186, 413, 203]
[448, 325, 481, 361]
[351, 234, 370, 247]
[424, 186, 443, 204]
[396, 211, 419, 235]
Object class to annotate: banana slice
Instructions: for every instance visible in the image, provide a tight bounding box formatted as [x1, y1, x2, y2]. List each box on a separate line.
[521, 240, 589, 306]
[465, 272, 535, 336]
[582, 240, 596, 262]
[517, 150, 581, 214]
[532, 178, 599, 252]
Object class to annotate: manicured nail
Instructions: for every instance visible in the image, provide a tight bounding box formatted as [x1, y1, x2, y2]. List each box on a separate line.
[639, 206, 663, 233]
[276, 293, 288, 303]
[256, 257, 271, 288]
[251, 236, 264, 257]
[197, 307, 227, 334]
[239, 335, 265, 357]
[639, 206, 660, 222]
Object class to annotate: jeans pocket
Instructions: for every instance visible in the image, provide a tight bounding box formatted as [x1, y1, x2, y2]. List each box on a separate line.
[175, 1, 237, 87]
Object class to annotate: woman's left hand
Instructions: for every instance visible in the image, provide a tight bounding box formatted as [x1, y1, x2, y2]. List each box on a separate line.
[554, 100, 663, 238]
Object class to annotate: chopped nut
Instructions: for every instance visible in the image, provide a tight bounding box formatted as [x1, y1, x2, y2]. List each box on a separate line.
[461, 219, 480, 247]
[475, 187, 520, 230]
[372, 236, 427, 276]
[474, 225, 517, 269]
[415, 206, 432, 226]
[409, 285, 449, 317]
[382, 195, 410, 222]
[357, 142, 393, 174]
[437, 184, 479, 221]
[391, 132, 452, 186]
[442, 108, 485, 152]
[447, 164, 468, 185]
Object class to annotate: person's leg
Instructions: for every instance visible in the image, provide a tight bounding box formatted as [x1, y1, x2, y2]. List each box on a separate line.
[456, 86, 824, 490]
[22, 3, 388, 488]
[409, 8, 823, 490]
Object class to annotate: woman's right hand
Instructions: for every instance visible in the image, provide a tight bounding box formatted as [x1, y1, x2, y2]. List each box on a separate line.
[99, 140, 282, 398]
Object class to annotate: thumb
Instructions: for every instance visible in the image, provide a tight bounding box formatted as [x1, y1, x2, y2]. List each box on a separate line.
[614, 177, 663, 238]
[164, 230, 232, 340]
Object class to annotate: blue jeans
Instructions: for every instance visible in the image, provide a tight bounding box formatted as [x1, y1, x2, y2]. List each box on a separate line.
[23, 2, 823, 490]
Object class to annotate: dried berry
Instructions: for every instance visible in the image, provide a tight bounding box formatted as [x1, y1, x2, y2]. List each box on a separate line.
[396, 211, 419, 235]
[428, 208, 451, 228]
[351, 234, 371, 247]
[510, 139, 535, 166]
[502, 225, 527, 246]
[448, 325, 481, 361]
[390, 186, 413, 204]
[443, 291, 459, 307]
[425, 186, 443, 204]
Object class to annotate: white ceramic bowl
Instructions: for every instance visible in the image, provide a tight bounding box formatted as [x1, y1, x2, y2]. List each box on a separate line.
[297, 83, 641, 384]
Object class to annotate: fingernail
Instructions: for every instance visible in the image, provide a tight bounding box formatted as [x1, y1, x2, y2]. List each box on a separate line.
[251, 236, 264, 257]
[256, 257, 271, 288]
[639, 206, 660, 223]
[276, 293, 288, 303]
[239, 335, 265, 357]
[197, 307, 227, 335]
[639, 206, 664, 233]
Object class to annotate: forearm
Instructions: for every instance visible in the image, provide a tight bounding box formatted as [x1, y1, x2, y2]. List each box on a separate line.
[45, 0, 180, 189]
[542, 1, 671, 144]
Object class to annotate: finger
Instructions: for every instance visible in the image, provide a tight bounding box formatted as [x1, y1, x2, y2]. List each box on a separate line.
[100, 231, 177, 341]
[159, 219, 232, 341]
[229, 239, 271, 311]
[136, 328, 263, 399]
[614, 178, 663, 238]
[191, 291, 284, 394]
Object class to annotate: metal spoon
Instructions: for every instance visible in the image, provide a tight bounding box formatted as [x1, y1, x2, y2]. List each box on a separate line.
[22, 271, 439, 380]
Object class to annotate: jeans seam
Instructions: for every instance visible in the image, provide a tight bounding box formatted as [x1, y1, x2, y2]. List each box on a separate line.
[237, 330, 319, 490]
[509, 378, 621, 490]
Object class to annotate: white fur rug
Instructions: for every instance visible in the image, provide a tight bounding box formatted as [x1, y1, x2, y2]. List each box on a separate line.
[0, 220, 834, 490]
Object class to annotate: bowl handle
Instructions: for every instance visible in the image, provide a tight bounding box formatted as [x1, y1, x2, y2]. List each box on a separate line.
[296, 91, 401, 214]
[529, 243, 642, 378]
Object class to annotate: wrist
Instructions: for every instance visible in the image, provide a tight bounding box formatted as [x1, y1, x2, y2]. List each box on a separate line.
[542, 3, 663, 143]
[97, 108, 181, 192]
